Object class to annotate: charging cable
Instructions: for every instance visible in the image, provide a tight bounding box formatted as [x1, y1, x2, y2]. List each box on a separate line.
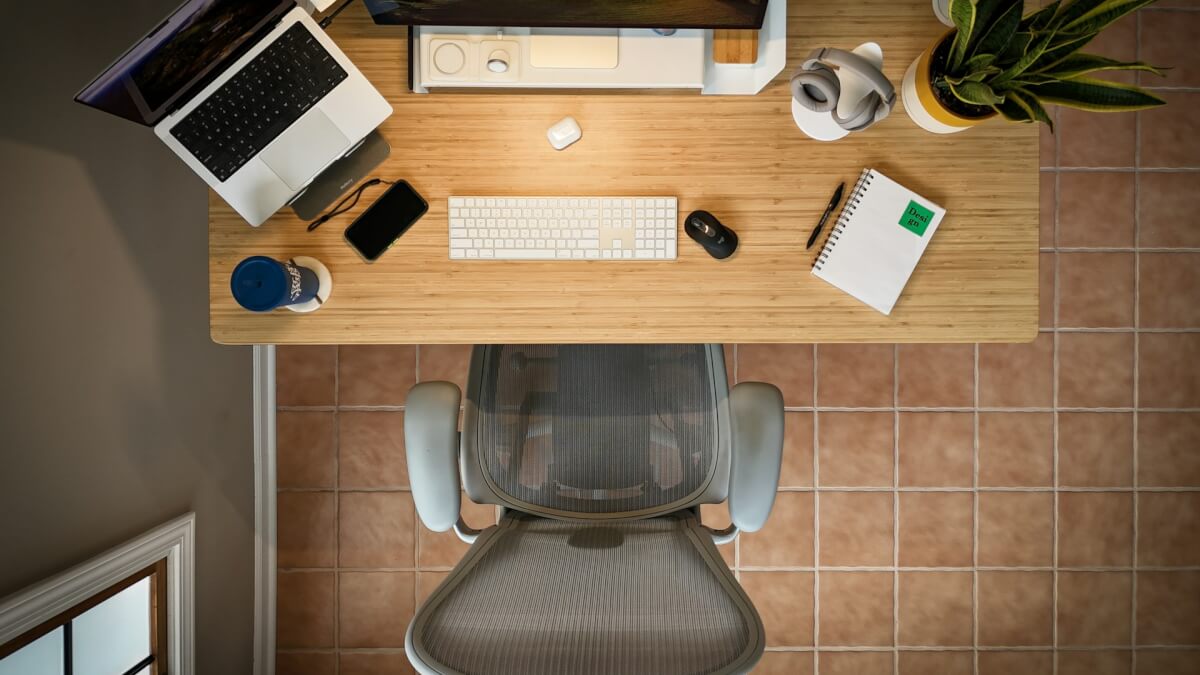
[307, 178, 394, 231]
[319, 0, 357, 29]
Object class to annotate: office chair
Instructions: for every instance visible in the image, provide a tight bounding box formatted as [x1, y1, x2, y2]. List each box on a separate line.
[403, 345, 784, 675]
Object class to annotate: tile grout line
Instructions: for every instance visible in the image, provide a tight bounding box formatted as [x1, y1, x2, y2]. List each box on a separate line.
[282, 645, 1200, 654]
[1052, 118, 1062, 675]
[893, 344, 900, 675]
[275, 403, 1200, 413]
[1050, 166, 1200, 172]
[333, 348, 341, 673]
[972, 342, 980, 675]
[279, 485, 1200, 494]
[1040, 248, 1200, 254]
[1052, 289, 1060, 675]
[812, 343, 820, 674]
[285, 565, 1200, 573]
[1132, 14, 1142, 671]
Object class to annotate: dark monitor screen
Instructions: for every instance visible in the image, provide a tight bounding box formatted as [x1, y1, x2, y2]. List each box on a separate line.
[75, 0, 293, 126]
[363, 0, 768, 29]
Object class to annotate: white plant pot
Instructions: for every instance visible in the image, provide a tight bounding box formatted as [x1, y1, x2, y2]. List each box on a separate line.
[901, 37, 995, 135]
[902, 59, 970, 134]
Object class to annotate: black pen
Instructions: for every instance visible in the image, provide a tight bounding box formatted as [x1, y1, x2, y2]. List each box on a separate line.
[806, 181, 845, 250]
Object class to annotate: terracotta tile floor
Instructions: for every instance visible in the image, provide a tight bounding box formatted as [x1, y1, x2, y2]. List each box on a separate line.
[274, 8, 1200, 673]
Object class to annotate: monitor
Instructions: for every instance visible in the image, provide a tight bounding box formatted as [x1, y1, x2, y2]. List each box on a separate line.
[75, 0, 293, 126]
[363, 0, 768, 30]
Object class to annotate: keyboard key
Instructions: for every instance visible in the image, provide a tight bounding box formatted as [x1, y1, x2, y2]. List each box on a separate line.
[495, 249, 556, 259]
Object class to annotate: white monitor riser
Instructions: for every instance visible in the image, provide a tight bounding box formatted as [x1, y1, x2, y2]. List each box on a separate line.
[410, 0, 787, 96]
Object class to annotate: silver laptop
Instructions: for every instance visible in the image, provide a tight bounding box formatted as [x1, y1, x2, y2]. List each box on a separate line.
[75, 0, 392, 226]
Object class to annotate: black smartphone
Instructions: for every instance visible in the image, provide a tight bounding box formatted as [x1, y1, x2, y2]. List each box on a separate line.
[344, 180, 428, 262]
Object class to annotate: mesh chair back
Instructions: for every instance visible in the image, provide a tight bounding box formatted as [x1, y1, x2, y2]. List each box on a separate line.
[463, 344, 727, 519]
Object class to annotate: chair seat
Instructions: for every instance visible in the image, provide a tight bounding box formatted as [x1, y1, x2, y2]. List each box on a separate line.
[406, 511, 764, 675]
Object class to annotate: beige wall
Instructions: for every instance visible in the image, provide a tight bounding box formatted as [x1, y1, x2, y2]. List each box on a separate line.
[0, 1, 254, 672]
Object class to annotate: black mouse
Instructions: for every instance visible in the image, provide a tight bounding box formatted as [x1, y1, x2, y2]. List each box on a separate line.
[684, 210, 738, 259]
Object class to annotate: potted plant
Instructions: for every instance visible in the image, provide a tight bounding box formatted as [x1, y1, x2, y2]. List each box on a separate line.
[903, 0, 1167, 134]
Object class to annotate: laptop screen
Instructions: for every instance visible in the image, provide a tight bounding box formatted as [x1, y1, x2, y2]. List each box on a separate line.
[75, 0, 294, 126]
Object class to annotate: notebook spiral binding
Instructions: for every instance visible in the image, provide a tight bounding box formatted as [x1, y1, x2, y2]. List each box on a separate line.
[813, 168, 874, 272]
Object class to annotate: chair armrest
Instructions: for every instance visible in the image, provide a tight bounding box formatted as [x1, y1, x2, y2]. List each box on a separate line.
[404, 381, 462, 532]
[728, 381, 784, 533]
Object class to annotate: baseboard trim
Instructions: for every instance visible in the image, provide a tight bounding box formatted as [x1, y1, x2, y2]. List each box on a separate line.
[252, 344, 277, 675]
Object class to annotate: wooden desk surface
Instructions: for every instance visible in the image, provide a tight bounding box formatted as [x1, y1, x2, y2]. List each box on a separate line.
[209, 0, 1038, 345]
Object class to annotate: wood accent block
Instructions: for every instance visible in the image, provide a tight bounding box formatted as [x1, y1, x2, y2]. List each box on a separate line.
[713, 29, 759, 64]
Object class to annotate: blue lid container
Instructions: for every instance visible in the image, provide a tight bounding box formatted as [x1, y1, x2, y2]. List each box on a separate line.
[230, 256, 318, 312]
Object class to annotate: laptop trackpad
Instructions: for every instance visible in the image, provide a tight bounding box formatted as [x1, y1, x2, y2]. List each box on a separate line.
[261, 110, 350, 190]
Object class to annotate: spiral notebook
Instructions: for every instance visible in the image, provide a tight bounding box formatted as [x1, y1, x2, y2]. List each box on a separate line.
[812, 169, 946, 315]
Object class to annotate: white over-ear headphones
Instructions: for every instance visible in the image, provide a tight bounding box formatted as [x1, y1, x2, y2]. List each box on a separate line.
[790, 47, 896, 132]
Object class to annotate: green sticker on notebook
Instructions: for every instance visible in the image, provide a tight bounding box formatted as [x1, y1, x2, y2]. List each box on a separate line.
[898, 200, 934, 236]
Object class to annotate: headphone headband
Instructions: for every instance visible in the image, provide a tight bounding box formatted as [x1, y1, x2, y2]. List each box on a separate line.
[803, 47, 896, 108]
[791, 47, 896, 132]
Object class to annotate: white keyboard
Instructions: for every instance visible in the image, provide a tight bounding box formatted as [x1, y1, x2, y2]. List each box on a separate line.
[448, 196, 678, 261]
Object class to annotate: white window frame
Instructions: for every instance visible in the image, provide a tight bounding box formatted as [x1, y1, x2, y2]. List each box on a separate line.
[0, 512, 195, 675]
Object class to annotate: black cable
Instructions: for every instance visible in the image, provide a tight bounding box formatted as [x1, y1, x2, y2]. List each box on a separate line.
[307, 178, 393, 231]
[318, 0, 358, 29]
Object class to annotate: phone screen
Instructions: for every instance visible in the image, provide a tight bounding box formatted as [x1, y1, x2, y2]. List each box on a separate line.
[344, 181, 428, 262]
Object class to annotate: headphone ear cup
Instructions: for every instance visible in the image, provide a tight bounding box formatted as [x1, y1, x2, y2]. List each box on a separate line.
[790, 66, 841, 114]
[832, 91, 882, 131]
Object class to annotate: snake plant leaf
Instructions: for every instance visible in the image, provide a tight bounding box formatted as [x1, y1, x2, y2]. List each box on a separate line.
[972, 0, 1024, 60]
[964, 52, 999, 71]
[1015, 89, 1054, 127]
[994, 88, 1054, 129]
[1020, 1, 1061, 31]
[1048, 0, 1124, 29]
[949, 0, 980, 71]
[1024, 33, 1095, 76]
[1062, 0, 1160, 34]
[948, 80, 1005, 105]
[1001, 32, 1034, 61]
[1022, 1, 1060, 30]
[947, 65, 1004, 85]
[1007, 73, 1061, 86]
[965, 66, 1004, 82]
[992, 31, 1055, 85]
[965, 0, 1010, 52]
[1041, 53, 1167, 79]
[1024, 77, 1167, 111]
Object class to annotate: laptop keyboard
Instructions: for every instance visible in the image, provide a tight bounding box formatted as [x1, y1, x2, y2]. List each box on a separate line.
[169, 23, 348, 182]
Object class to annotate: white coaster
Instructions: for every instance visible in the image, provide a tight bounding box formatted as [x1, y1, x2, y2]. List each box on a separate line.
[792, 42, 885, 142]
[287, 256, 332, 313]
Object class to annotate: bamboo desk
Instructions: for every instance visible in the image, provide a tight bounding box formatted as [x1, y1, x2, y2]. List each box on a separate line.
[208, 0, 1038, 345]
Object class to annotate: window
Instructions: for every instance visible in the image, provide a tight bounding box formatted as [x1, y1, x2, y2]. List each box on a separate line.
[0, 560, 168, 675]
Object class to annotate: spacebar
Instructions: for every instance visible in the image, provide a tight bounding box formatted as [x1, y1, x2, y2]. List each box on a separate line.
[493, 249, 556, 260]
